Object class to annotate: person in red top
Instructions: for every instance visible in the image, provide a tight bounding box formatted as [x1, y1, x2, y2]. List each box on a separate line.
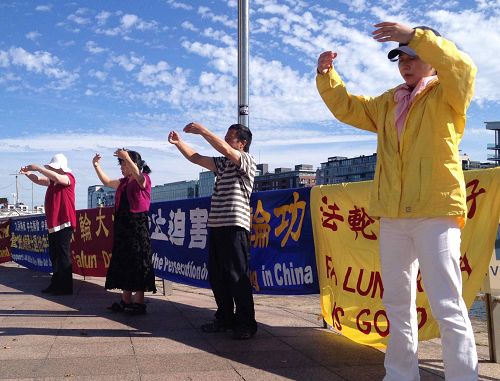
[21, 153, 76, 295]
[92, 149, 156, 314]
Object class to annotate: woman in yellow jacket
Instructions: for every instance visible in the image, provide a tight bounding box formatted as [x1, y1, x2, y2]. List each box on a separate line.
[317, 22, 478, 381]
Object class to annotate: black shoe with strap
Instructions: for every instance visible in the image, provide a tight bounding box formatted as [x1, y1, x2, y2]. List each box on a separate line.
[128, 303, 147, 315]
[107, 300, 132, 312]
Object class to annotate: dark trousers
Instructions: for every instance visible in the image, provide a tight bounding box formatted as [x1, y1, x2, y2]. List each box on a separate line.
[208, 226, 256, 331]
[48, 227, 73, 292]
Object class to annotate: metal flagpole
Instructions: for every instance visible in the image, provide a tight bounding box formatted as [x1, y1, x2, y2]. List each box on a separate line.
[238, 0, 249, 127]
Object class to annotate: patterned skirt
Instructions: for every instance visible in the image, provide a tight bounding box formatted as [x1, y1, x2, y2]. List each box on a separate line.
[105, 209, 157, 293]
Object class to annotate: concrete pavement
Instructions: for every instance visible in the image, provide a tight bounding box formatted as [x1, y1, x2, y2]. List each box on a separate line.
[0, 262, 498, 380]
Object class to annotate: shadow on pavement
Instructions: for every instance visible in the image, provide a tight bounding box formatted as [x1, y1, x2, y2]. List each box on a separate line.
[0, 264, 442, 381]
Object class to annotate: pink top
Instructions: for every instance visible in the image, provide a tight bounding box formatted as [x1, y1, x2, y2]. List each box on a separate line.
[394, 75, 437, 140]
[45, 172, 76, 233]
[114, 173, 151, 213]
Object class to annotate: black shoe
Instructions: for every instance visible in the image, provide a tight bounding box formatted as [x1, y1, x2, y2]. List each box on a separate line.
[232, 326, 256, 340]
[107, 300, 132, 312]
[128, 303, 147, 315]
[201, 320, 233, 333]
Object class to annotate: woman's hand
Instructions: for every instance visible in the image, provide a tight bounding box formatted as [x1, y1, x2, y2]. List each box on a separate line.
[372, 22, 415, 44]
[20, 164, 40, 173]
[317, 51, 337, 74]
[92, 153, 102, 168]
[113, 148, 130, 161]
[168, 131, 181, 145]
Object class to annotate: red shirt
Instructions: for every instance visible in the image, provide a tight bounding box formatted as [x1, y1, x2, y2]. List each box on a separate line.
[115, 173, 151, 213]
[44, 173, 76, 233]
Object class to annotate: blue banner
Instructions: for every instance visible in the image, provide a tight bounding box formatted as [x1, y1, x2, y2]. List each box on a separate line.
[10, 215, 52, 272]
[149, 196, 212, 288]
[6, 188, 320, 295]
[149, 187, 319, 294]
[250, 187, 318, 294]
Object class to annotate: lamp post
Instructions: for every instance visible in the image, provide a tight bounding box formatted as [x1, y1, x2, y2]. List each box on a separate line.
[238, 0, 249, 127]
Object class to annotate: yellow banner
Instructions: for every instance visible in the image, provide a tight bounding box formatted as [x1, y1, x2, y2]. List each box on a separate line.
[311, 168, 500, 348]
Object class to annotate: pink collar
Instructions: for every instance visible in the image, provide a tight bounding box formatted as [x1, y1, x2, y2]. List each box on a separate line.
[394, 75, 437, 140]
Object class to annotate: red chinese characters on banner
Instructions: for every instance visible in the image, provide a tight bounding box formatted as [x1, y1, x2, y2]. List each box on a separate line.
[466, 179, 486, 220]
[348, 206, 377, 240]
[0, 219, 11, 264]
[71, 207, 114, 277]
[320, 197, 377, 241]
[320, 196, 344, 231]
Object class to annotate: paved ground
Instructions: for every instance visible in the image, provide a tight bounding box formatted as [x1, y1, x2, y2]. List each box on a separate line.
[0, 262, 499, 380]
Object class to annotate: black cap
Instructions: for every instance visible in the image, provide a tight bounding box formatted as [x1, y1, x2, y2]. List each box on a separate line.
[387, 26, 441, 61]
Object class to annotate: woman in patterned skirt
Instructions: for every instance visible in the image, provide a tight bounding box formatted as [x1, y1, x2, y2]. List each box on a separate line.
[92, 148, 156, 314]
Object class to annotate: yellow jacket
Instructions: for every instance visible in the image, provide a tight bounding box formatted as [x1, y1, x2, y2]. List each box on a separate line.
[316, 28, 477, 221]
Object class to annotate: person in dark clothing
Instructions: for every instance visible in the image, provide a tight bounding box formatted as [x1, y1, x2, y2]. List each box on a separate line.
[168, 122, 257, 340]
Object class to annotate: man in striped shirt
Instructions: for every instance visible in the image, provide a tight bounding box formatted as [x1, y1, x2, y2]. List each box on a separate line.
[168, 122, 257, 340]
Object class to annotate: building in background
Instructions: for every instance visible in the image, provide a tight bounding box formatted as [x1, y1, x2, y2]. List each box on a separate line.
[0, 201, 45, 218]
[316, 154, 377, 185]
[460, 152, 496, 170]
[152, 180, 198, 202]
[198, 171, 215, 198]
[87, 185, 116, 209]
[486, 121, 500, 166]
[253, 164, 316, 191]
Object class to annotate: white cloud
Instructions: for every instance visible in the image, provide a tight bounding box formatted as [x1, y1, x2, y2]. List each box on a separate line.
[0, 72, 21, 85]
[35, 5, 52, 12]
[0, 133, 169, 153]
[96, 13, 158, 36]
[202, 28, 235, 46]
[426, 9, 500, 104]
[340, 0, 368, 12]
[4, 47, 79, 89]
[181, 21, 198, 32]
[96, 11, 112, 26]
[57, 40, 75, 47]
[88, 69, 108, 81]
[26, 31, 42, 41]
[85, 40, 107, 54]
[198, 6, 237, 28]
[167, 0, 193, 11]
[68, 12, 91, 26]
[107, 53, 144, 72]
[182, 40, 237, 74]
[121, 14, 139, 29]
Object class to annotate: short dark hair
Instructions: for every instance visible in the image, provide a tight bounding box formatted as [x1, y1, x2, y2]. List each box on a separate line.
[228, 124, 252, 152]
[118, 150, 151, 174]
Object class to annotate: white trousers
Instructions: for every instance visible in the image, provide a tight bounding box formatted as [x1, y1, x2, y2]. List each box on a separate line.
[379, 217, 478, 381]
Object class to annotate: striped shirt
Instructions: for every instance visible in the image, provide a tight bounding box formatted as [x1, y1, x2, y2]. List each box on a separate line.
[208, 151, 256, 232]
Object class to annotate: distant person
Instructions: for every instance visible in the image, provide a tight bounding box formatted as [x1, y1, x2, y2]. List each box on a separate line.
[21, 154, 76, 295]
[168, 122, 257, 340]
[92, 149, 156, 314]
[316, 22, 478, 380]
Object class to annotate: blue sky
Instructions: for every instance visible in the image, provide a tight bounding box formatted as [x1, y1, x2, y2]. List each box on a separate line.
[1, 0, 499, 209]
